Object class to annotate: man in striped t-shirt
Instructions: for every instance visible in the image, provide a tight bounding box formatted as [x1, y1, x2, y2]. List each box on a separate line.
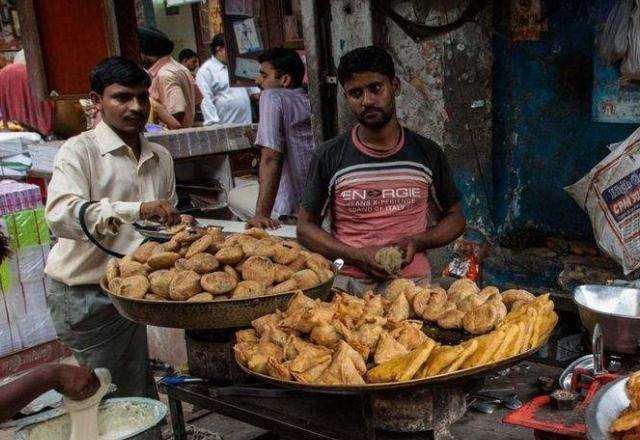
[297, 46, 466, 294]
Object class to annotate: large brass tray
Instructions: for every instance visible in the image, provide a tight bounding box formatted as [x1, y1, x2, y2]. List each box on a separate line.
[100, 275, 334, 330]
[235, 339, 546, 394]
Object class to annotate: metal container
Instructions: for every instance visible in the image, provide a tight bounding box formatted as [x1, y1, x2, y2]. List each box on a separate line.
[585, 376, 629, 440]
[13, 397, 166, 440]
[573, 285, 640, 354]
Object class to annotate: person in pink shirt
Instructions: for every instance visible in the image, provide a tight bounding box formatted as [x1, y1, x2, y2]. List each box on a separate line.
[297, 46, 466, 295]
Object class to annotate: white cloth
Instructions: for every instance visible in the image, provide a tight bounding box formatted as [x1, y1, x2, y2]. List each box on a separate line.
[195, 56, 259, 125]
[64, 368, 112, 440]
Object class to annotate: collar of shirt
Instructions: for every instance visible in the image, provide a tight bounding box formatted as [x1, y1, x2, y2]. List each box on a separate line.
[147, 56, 173, 78]
[208, 56, 227, 73]
[94, 120, 157, 168]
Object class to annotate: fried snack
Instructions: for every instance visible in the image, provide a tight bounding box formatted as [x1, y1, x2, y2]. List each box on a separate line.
[272, 241, 301, 265]
[462, 302, 499, 335]
[185, 235, 214, 259]
[292, 269, 321, 290]
[419, 345, 464, 377]
[173, 229, 204, 244]
[317, 342, 366, 386]
[215, 245, 244, 264]
[161, 239, 180, 252]
[132, 242, 160, 263]
[201, 272, 238, 295]
[386, 291, 410, 323]
[271, 278, 298, 294]
[105, 258, 120, 284]
[520, 308, 538, 350]
[169, 270, 201, 301]
[245, 227, 269, 239]
[367, 339, 436, 383]
[536, 311, 558, 346]
[489, 296, 508, 322]
[165, 222, 187, 235]
[288, 253, 308, 272]
[273, 264, 294, 283]
[412, 289, 431, 317]
[187, 292, 214, 302]
[108, 277, 123, 293]
[478, 286, 500, 302]
[119, 275, 150, 299]
[506, 321, 526, 357]
[373, 331, 409, 365]
[147, 252, 181, 270]
[310, 322, 341, 348]
[223, 264, 239, 280]
[419, 288, 450, 321]
[437, 309, 466, 329]
[461, 330, 505, 369]
[119, 259, 148, 278]
[458, 294, 485, 313]
[386, 278, 416, 301]
[390, 320, 429, 351]
[305, 252, 331, 273]
[178, 245, 190, 257]
[445, 339, 479, 373]
[501, 289, 536, 309]
[144, 293, 165, 301]
[174, 258, 190, 271]
[148, 269, 175, 298]
[242, 256, 276, 286]
[448, 278, 480, 302]
[491, 323, 520, 361]
[184, 253, 219, 274]
[232, 280, 266, 298]
[375, 247, 404, 275]
[611, 408, 640, 433]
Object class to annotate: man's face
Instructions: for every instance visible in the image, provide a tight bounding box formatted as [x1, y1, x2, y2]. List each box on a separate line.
[140, 53, 159, 69]
[183, 57, 199, 73]
[91, 83, 150, 136]
[342, 72, 398, 129]
[215, 46, 228, 65]
[256, 61, 286, 90]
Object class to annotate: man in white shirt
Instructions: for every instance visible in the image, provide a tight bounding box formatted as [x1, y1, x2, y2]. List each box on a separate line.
[196, 33, 259, 125]
[45, 57, 180, 399]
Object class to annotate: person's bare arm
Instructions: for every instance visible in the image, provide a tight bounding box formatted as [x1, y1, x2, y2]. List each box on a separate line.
[247, 147, 283, 229]
[0, 363, 99, 422]
[396, 202, 466, 264]
[297, 208, 388, 278]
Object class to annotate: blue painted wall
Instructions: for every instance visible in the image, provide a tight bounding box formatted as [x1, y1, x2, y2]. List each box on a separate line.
[492, 0, 637, 240]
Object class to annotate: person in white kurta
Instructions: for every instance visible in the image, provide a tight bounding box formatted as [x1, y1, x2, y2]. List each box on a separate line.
[196, 33, 259, 125]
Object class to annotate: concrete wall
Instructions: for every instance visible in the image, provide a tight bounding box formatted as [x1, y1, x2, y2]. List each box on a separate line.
[151, 0, 198, 56]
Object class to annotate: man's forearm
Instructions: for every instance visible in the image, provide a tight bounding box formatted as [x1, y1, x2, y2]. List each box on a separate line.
[297, 219, 361, 264]
[255, 149, 282, 217]
[412, 204, 466, 251]
[0, 365, 56, 421]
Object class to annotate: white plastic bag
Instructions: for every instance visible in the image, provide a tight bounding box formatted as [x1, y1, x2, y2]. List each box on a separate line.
[622, 0, 640, 78]
[566, 126, 640, 274]
[598, 0, 634, 65]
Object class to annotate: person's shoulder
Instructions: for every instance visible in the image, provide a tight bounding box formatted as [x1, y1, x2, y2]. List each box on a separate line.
[315, 132, 350, 157]
[146, 140, 173, 162]
[59, 130, 94, 154]
[403, 127, 447, 161]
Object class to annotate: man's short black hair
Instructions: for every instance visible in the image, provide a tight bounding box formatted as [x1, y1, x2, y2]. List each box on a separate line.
[90, 57, 151, 95]
[138, 26, 174, 57]
[210, 33, 225, 54]
[179, 48, 198, 63]
[337, 45, 396, 86]
[258, 47, 305, 88]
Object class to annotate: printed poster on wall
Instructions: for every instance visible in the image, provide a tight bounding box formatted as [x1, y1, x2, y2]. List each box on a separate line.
[233, 18, 262, 54]
[235, 57, 260, 79]
[593, 54, 640, 124]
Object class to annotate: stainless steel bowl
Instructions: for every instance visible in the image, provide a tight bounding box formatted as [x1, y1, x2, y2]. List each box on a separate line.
[585, 376, 629, 440]
[573, 285, 640, 354]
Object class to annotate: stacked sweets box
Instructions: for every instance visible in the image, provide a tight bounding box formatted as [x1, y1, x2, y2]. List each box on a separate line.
[0, 180, 56, 357]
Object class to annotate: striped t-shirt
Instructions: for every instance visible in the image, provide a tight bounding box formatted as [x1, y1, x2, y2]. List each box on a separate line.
[301, 125, 460, 278]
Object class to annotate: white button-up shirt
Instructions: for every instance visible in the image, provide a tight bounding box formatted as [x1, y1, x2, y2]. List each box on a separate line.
[44, 121, 177, 286]
[195, 56, 259, 125]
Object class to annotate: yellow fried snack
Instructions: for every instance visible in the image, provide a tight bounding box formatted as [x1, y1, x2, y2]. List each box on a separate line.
[419, 345, 465, 377]
[628, 372, 640, 410]
[367, 339, 436, 383]
[611, 408, 640, 433]
[461, 330, 505, 369]
[536, 311, 558, 346]
[491, 323, 520, 361]
[506, 321, 526, 357]
[521, 308, 538, 351]
[445, 339, 479, 374]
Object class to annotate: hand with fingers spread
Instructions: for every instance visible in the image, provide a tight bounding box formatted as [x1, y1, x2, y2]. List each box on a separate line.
[140, 200, 180, 226]
[246, 214, 281, 230]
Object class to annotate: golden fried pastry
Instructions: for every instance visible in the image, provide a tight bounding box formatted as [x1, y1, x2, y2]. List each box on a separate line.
[149, 269, 175, 298]
[252, 312, 281, 335]
[421, 294, 454, 322]
[390, 320, 429, 350]
[201, 272, 238, 295]
[501, 289, 536, 309]
[367, 339, 436, 383]
[270, 278, 298, 294]
[159, 238, 179, 252]
[419, 345, 464, 377]
[491, 323, 520, 361]
[119, 259, 148, 278]
[374, 331, 409, 365]
[174, 258, 189, 271]
[185, 235, 214, 259]
[628, 372, 640, 410]
[288, 253, 308, 272]
[108, 277, 123, 293]
[147, 252, 181, 270]
[272, 241, 301, 265]
[184, 253, 219, 274]
[292, 269, 321, 289]
[375, 247, 404, 275]
[386, 291, 410, 323]
[144, 293, 165, 301]
[461, 330, 505, 369]
[242, 256, 276, 286]
[132, 242, 160, 263]
[611, 408, 640, 433]
[267, 358, 293, 381]
[245, 227, 270, 239]
[313, 267, 334, 284]
[478, 286, 500, 302]
[119, 275, 150, 299]
[169, 270, 201, 301]
[223, 264, 239, 280]
[458, 293, 485, 313]
[412, 289, 431, 317]
[105, 258, 120, 284]
[205, 226, 225, 242]
[233, 280, 266, 298]
[445, 339, 479, 373]
[310, 322, 341, 348]
[437, 309, 466, 329]
[187, 292, 214, 302]
[273, 264, 294, 283]
[173, 229, 204, 244]
[448, 278, 480, 297]
[386, 278, 416, 301]
[305, 252, 331, 273]
[237, 329, 259, 344]
[215, 245, 244, 264]
[489, 296, 508, 322]
[177, 245, 190, 257]
[165, 222, 187, 235]
[462, 301, 499, 335]
[239, 237, 260, 256]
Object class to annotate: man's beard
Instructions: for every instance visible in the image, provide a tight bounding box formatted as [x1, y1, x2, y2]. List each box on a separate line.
[357, 107, 393, 129]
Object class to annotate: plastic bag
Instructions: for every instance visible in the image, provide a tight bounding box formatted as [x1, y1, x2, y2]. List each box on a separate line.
[597, 0, 634, 65]
[622, 0, 640, 78]
[565, 126, 640, 274]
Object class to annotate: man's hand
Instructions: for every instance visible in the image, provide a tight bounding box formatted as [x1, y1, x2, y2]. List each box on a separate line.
[246, 215, 280, 230]
[395, 236, 420, 267]
[350, 247, 391, 279]
[52, 364, 100, 401]
[140, 200, 180, 225]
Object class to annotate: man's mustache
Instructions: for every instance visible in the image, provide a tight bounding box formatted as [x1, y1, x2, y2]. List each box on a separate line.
[361, 107, 384, 116]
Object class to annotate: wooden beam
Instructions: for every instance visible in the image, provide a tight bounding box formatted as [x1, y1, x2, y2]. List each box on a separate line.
[15, 0, 47, 100]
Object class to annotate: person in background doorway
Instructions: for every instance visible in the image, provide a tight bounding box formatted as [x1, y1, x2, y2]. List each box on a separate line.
[178, 48, 200, 76]
[138, 26, 197, 129]
[228, 48, 314, 228]
[196, 33, 260, 126]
